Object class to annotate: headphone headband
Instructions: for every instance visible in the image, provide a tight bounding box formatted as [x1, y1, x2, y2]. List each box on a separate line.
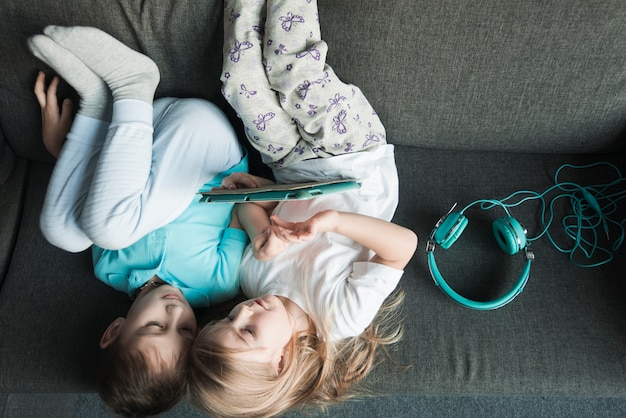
[426, 248, 533, 310]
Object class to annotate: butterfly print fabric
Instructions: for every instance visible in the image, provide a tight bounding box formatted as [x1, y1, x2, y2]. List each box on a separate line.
[221, 0, 386, 168]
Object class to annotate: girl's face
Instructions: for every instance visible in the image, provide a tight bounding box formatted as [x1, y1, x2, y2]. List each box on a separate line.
[206, 295, 295, 369]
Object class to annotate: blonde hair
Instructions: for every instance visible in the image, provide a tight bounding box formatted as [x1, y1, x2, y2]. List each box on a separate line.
[188, 289, 405, 418]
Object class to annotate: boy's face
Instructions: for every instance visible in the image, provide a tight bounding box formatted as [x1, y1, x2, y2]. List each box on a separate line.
[102, 285, 198, 369]
[205, 295, 294, 369]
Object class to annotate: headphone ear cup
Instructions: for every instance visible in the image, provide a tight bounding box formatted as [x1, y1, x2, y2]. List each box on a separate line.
[434, 213, 468, 249]
[492, 216, 526, 255]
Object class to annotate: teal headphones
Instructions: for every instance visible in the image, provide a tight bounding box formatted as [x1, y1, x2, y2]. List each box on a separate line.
[426, 201, 534, 310]
[426, 163, 626, 310]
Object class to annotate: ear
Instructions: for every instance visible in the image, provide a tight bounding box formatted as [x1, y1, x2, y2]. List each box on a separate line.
[100, 317, 125, 349]
[274, 346, 289, 375]
[275, 355, 284, 375]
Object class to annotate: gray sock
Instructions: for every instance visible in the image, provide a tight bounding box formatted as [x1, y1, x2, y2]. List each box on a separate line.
[43, 25, 160, 103]
[28, 34, 112, 121]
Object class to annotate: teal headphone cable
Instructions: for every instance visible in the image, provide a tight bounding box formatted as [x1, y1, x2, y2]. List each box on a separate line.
[478, 162, 626, 268]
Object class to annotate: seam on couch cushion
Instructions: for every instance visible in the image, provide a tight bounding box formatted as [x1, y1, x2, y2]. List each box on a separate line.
[0, 158, 28, 287]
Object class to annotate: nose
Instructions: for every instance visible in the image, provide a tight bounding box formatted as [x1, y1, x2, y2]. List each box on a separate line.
[165, 302, 185, 314]
[163, 304, 197, 333]
[165, 302, 194, 326]
[232, 303, 254, 324]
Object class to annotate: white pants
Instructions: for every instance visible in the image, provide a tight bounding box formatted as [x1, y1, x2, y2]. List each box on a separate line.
[40, 98, 243, 252]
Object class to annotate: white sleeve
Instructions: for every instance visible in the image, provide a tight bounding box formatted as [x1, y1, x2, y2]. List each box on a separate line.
[329, 261, 404, 341]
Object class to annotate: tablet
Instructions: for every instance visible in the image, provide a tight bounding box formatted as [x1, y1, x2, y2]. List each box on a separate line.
[199, 179, 361, 203]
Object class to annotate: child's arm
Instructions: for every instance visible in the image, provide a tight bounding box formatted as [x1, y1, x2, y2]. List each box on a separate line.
[34, 71, 74, 158]
[217, 172, 284, 260]
[236, 202, 293, 260]
[227, 207, 242, 229]
[271, 210, 418, 270]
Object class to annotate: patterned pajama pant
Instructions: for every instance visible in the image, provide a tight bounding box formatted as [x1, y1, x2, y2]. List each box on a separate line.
[222, 0, 387, 168]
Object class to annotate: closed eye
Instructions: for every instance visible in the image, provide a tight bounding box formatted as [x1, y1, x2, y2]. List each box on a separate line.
[223, 315, 254, 339]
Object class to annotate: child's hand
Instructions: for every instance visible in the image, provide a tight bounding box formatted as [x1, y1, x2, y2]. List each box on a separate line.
[252, 226, 293, 260]
[213, 172, 276, 191]
[270, 210, 339, 241]
[251, 211, 339, 260]
[218, 172, 262, 190]
[34, 71, 73, 158]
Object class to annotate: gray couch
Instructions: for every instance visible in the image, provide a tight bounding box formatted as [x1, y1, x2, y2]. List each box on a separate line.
[1, 0, 625, 417]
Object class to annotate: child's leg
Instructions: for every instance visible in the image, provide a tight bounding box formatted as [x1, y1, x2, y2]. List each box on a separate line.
[32, 27, 239, 250]
[222, 0, 319, 168]
[29, 28, 157, 249]
[39, 116, 109, 252]
[263, 0, 386, 156]
[32, 27, 156, 249]
[80, 97, 244, 250]
[29, 35, 111, 252]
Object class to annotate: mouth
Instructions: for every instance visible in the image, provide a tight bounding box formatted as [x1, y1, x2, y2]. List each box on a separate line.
[254, 299, 267, 309]
[163, 293, 181, 301]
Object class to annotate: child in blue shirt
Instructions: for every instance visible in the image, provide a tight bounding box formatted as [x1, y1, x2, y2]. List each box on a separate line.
[29, 26, 247, 416]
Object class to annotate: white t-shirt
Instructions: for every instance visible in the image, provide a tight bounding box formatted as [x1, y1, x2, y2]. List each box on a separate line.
[239, 145, 405, 340]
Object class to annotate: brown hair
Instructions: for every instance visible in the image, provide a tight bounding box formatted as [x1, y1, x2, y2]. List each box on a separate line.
[98, 340, 189, 417]
[188, 289, 405, 418]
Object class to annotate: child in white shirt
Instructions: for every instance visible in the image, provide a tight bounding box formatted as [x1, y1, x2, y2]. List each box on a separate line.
[189, 1, 418, 417]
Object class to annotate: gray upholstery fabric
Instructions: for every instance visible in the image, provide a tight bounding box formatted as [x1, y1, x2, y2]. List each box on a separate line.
[318, 0, 626, 152]
[387, 147, 626, 396]
[2, 393, 626, 417]
[0, 130, 16, 185]
[1, 0, 624, 161]
[1, 152, 625, 397]
[0, 163, 127, 390]
[0, 0, 227, 162]
[0, 159, 26, 287]
[0, 0, 625, 415]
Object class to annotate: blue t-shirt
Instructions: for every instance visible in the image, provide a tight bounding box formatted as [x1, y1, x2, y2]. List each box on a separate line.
[92, 155, 249, 308]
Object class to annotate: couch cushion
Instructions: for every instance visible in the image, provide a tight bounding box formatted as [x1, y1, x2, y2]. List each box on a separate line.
[0, 163, 241, 391]
[0, 129, 16, 185]
[0, 158, 26, 287]
[0, 162, 126, 390]
[0, 0, 228, 162]
[1, 152, 625, 397]
[378, 146, 626, 396]
[318, 0, 626, 153]
[2, 0, 625, 162]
